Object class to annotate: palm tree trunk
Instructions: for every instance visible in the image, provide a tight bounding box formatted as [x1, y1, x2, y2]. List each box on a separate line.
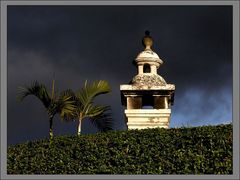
[49, 116, 54, 140]
[78, 113, 83, 136]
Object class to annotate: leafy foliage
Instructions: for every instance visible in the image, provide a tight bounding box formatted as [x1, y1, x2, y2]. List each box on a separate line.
[7, 124, 232, 174]
[17, 81, 51, 108]
[64, 80, 113, 134]
[17, 81, 76, 139]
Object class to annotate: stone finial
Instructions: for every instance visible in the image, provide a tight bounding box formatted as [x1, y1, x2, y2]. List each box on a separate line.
[136, 31, 162, 66]
[142, 30, 153, 50]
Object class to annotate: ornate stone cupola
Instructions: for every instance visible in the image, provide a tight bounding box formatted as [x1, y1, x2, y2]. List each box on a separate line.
[120, 31, 175, 129]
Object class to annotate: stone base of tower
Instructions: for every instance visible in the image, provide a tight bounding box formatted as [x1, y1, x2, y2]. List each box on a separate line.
[125, 109, 171, 129]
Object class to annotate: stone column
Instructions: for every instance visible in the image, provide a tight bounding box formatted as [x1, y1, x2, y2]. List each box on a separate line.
[153, 95, 169, 109]
[127, 95, 142, 109]
[138, 65, 143, 74]
[164, 96, 168, 109]
[150, 65, 157, 74]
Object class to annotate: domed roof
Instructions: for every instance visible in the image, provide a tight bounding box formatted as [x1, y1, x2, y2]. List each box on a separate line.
[135, 49, 163, 64]
[135, 31, 163, 65]
[131, 74, 167, 88]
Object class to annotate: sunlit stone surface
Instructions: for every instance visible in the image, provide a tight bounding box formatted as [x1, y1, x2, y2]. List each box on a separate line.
[120, 31, 176, 129]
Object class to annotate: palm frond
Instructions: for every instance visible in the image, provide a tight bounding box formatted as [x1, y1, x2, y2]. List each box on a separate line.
[17, 81, 51, 108]
[57, 91, 77, 121]
[76, 80, 111, 110]
[84, 104, 105, 118]
[89, 106, 113, 132]
[60, 89, 76, 99]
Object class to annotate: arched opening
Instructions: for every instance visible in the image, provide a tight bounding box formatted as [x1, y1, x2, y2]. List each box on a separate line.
[143, 64, 151, 73]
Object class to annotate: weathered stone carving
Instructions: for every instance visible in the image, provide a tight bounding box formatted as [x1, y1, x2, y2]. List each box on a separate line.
[120, 31, 175, 130]
[131, 74, 167, 87]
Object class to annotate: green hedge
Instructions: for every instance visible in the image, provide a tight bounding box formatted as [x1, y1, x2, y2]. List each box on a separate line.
[7, 124, 232, 174]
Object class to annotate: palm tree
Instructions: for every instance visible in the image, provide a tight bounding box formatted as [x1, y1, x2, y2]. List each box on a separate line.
[17, 80, 76, 140]
[65, 80, 113, 135]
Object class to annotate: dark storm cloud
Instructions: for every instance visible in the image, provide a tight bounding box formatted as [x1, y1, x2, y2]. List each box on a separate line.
[7, 6, 232, 145]
[8, 6, 232, 87]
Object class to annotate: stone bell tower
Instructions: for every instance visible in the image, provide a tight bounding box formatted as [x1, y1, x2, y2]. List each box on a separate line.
[120, 31, 175, 129]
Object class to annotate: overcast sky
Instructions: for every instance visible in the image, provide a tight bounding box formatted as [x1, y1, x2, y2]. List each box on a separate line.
[7, 5, 232, 145]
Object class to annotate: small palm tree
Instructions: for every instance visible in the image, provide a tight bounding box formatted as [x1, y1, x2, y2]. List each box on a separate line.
[17, 80, 76, 139]
[65, 80, 113, 135]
